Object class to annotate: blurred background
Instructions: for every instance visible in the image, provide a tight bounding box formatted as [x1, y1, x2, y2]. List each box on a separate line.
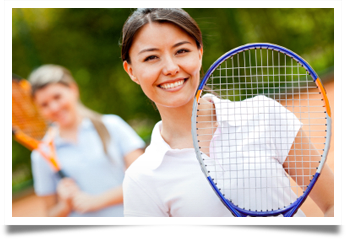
[12, 8, 334, 216]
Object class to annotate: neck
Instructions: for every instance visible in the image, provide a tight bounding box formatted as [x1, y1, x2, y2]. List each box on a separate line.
[156, 98, 195, 149]
[58, 114, 83, 143]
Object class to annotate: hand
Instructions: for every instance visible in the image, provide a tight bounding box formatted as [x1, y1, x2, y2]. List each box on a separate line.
[324, 205, 334, 217]
[56, 178, 80, 210]
[72, 191, 100, 214]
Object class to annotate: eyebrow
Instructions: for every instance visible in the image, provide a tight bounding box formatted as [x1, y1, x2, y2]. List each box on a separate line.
[138, 41, 193, 55]
[138, 48, 159, 55]
[173, 41, 192, 48]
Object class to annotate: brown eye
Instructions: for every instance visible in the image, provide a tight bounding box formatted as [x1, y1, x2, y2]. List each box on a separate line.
[176, 49, 190, 55]
[144, 55, 158, 62]
[53, 93, 61, 101]
[40, 102, 48, 108]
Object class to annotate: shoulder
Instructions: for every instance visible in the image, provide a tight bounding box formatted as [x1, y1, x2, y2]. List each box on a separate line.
[125, 150, 151, 178]
[123, 142, 164, 193]
[101, 114, 132, 132]
[101, 114, 125, 125]
[31, 149, 40, 158]
[31, 150, 51, 166]
[123, 153, 153, 200]
[124, 139, 163, 181]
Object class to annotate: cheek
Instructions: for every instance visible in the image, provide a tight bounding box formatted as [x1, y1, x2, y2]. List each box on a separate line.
[183, 61, 201, 88]
[62, 92, 78, 109]
[182, 54, 202, 76]
[38, 106, 56, 123]
[40, 108, 52, 118]
[135, 65, 161, 89]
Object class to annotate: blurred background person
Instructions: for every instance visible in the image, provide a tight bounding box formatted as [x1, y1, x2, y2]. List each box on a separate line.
[28, 64, 145, 217]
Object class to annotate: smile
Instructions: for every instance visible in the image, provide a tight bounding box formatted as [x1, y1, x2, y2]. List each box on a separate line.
[159, 79, 187, 90]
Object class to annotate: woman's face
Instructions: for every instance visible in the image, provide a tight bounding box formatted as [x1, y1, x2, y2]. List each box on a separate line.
[34, 83, 79, 128]
[124, 22, 203, 109]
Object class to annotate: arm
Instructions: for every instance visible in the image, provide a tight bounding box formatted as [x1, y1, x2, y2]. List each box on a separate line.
[124, 148, 144, 169]
[40, 194, 71, 217]
[284, 129, 334, 217]
[71, 115, 145, 214]
[72, 186, 123, 214]
[72, 148, 143, 214]
[40, 178, 80, 217]
[307, 164, 334, 217]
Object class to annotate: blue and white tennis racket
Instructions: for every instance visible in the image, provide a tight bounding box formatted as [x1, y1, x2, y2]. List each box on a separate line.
[191, 43, 331, 217]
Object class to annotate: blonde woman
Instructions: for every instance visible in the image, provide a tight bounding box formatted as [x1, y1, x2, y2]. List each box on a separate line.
[29, 64, 145, 217]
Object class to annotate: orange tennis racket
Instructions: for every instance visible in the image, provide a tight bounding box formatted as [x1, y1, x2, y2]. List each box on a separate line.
[12, 74, 66, 178]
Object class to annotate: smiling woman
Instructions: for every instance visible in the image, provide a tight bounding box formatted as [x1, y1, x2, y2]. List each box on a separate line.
[121, 8, 234, 217]
[120, 8, 334, 217]
[34, 82, 80, 130]
[123, 22, 203, 110]
[29, 65, 109, 149]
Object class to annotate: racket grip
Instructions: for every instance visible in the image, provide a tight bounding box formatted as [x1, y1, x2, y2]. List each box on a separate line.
[56, 170, 67, 178]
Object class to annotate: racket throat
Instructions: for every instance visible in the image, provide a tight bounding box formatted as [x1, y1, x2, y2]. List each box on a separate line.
[56, 170, 67, 178]
[283, 173, 321, 217]
[207, 176, 247, 217]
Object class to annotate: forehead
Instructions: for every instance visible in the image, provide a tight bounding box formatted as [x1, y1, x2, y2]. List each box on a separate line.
[34, 83, 69, 98]
[130, 22, 195, 50]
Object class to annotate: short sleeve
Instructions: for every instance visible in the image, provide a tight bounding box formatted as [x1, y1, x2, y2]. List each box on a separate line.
[103, 115, 145, 157]
[31, 150, 59, 196]
[263, 96, 303, 164]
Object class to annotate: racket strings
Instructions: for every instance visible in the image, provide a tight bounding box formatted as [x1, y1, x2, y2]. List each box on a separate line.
[196, 48, 327, 212]
[12, 81, 49, 140]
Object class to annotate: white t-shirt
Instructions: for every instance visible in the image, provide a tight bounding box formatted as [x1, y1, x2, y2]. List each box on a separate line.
[123, 95, 305, 217]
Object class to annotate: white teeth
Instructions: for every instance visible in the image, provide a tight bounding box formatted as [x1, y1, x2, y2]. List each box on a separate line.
[160, 80, 184, 89]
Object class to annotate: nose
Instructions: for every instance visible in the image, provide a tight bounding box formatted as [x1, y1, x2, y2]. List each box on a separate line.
[48, 101, 60, 114]
[162, 56, 179, 76]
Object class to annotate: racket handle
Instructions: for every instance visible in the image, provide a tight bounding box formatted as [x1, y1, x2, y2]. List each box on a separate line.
[56, 170, 67, 178]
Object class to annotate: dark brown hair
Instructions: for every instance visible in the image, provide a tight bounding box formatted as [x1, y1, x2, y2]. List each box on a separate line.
[121, 8, 203, 63]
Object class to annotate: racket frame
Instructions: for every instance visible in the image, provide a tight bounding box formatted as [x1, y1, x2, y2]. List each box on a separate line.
[12, 75, 66, 178]
[191, 43, 332, 217]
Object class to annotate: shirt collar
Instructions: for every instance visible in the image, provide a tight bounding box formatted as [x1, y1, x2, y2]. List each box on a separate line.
[53, 117, 94, 146]
[144, 121, 172, 170]
[143, 94, 242, 170]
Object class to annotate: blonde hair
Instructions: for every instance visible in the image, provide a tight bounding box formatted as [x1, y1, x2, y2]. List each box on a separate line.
[28, 64, 111, 156]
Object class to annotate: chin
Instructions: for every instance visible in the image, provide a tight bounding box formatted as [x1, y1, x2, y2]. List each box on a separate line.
[56, 118, 72, 128]
[160, 95, 194, 109]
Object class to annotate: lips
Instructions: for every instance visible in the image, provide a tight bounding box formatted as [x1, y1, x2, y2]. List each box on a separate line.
[158, 78, 188, 90]
[53, 110, 68, 122]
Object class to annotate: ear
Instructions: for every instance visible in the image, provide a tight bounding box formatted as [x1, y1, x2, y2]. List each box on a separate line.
[199, 46, 203, 60]
[198, 47, 203, 62]
[123, 61, 140, 85]
[69, 82, 80, 98]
